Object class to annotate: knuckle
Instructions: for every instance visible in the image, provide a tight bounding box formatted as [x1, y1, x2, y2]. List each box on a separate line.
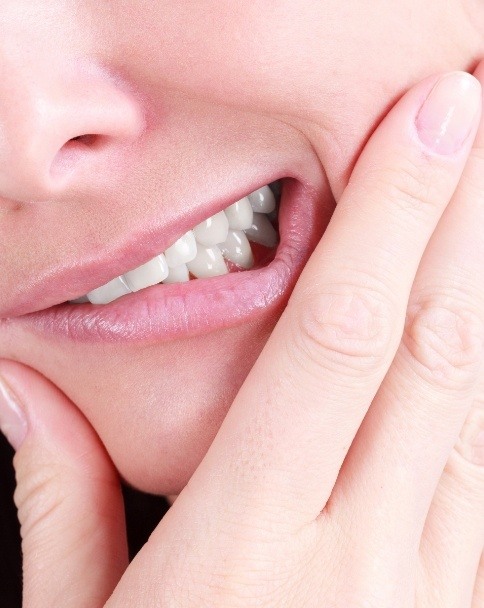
[403, 296, 484, 389]
[294, 284, 394, 374]
[12, 457, 66, 540]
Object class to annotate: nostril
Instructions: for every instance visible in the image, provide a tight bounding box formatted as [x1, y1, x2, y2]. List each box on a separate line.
[69, 134, 97, 146]
[0, 58, 145, 203]
[49, 134, 99, 181]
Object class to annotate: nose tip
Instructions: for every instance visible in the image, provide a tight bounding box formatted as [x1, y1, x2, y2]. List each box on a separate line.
[0, 68, 145, 203]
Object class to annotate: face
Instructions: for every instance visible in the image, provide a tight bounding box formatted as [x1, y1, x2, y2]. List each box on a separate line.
[1, 0, 483, 494]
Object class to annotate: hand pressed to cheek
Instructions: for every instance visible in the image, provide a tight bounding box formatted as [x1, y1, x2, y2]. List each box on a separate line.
[191, 70, 483, 526]
[329, 64, 484, 605]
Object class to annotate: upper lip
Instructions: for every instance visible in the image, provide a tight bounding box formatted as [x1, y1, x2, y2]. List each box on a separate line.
[1, 172, 286, 318]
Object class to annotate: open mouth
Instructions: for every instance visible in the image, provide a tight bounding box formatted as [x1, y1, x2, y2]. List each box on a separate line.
[70, 182, 281, 305]
[17, 177, 325, 344]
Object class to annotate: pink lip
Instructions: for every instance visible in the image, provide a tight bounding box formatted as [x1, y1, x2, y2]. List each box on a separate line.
[15, 180, 326, 344]
[2, 171, 290, 318]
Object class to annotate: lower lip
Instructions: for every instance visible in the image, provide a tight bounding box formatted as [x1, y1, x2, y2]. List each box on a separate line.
[19, 180, 324, 344]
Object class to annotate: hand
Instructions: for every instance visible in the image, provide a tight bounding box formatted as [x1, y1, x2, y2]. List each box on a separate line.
[2, 64, 484, 607]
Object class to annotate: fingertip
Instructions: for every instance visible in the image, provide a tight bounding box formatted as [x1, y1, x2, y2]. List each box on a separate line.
[415, 71, 481, 155]
[0, 370, 28, 450]
[0, 360, 113, 477]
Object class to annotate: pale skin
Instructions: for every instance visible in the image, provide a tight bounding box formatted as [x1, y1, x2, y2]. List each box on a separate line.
[0, 1, 484, 606]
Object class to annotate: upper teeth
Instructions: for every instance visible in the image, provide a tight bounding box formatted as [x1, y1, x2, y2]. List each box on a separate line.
[72, 184, 280, 305]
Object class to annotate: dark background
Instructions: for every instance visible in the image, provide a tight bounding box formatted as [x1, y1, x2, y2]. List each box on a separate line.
[0, 433, 170, 607]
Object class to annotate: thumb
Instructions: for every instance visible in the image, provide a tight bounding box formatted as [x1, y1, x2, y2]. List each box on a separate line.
[0, 360, 128, 608]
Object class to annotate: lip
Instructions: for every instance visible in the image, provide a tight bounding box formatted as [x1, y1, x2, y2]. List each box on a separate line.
[15, 179, 326, 344]
[2, 171, 288, 318]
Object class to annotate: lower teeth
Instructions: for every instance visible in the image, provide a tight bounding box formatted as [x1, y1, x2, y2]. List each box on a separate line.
[70, 181, 281, 305]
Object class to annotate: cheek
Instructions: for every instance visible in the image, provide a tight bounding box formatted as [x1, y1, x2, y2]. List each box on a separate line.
[0, 316, 274, 494]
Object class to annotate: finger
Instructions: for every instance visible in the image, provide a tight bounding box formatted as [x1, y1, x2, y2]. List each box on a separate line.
[473, 554, 484, 608]
[0, 360, 128, 608]
[419, 395, 484, 608]
[184, 70, 482, 527]
[330, 60, 484, 563]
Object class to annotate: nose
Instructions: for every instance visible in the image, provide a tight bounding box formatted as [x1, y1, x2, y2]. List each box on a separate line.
[0, 62, 145, 203]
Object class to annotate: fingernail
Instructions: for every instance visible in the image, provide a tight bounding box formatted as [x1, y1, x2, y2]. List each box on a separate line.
[0, 375, 28, 450]
[416, 71, 481, 154]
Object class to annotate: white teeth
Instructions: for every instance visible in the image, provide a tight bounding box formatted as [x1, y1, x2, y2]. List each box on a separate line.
[72, 182, 281, 304]
[245, 212, 279, 249]
[186, 245, 228, 278]
[123, 254, 169, 292]
[164, 230, 197, 267]
[219, 230, 254, 269]
[87, 276, 132, 305]
[224, 197, 253, 231]
[248, 186, 276, 214]
[70, 295, 90, 304]
[162, 263, 190, 284]
[193, 211, 229, 247]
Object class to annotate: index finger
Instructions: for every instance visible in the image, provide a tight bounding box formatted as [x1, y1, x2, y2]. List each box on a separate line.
[185, 71, 482, 529]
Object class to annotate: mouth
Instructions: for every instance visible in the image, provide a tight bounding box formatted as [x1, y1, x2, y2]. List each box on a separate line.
[15, 177, 326, 344]
[71, 181, 282, 305]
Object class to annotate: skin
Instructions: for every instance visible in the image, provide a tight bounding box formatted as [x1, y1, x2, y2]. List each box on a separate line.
[3, 60, 484, 607]
[1, 1, 484, 495]
[1, 2, 484, 605]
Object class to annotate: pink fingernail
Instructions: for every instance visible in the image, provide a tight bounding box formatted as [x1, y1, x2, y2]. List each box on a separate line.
[416, 72, 481, 155]
[0, 375, 28, 450]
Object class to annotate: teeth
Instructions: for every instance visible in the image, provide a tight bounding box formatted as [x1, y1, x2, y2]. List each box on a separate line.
[193, 211, 229, 247]
[162, 264, 190, 284]
[164, 230, 197, 267]
[70, 295, 89, 304]
[186, 245, 228, 279]
[123, 254, 169, 292]
[245, 213, 279, 249]
[87, 277, 132, 305]
[248, 186, 276, 214]
[267, 209, 278, 223]
[224, 197, 253, 231]
[219, 230, 254, 269]
[72, 182, 281, 305]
